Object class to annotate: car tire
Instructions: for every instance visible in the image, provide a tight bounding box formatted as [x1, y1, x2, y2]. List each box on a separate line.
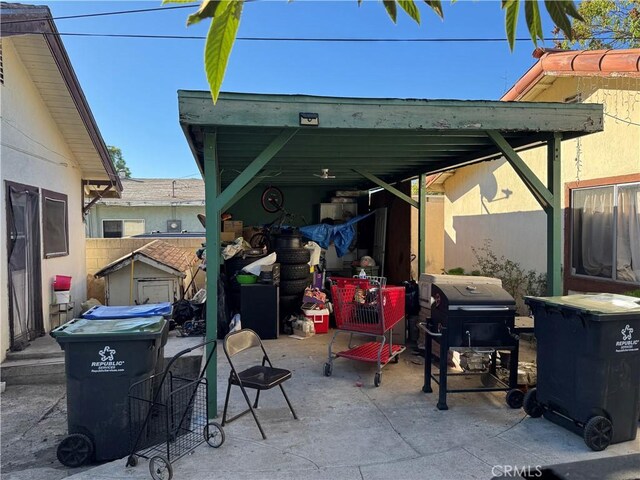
[280, 278, 310, 295]
[280, 264, 310, 280]
[275, 248, 310, 265]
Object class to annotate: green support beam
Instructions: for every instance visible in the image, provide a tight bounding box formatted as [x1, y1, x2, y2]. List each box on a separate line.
[418, 174, 426, 275]
[486, 130, 553, 210]
[353, 169, 419, 209]
[217, 129, 298, 209]
[204, 131, 220, 418]
[546, 133, 563, 295]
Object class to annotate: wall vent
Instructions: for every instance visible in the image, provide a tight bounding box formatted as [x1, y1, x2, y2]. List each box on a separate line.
[167, 219, 182, 233]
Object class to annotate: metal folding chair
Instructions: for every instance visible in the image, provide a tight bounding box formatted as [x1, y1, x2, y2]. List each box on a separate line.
[222, 329, 298, 439]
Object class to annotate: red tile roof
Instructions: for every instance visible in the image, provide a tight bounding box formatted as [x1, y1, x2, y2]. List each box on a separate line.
[502, 48, 640, 101]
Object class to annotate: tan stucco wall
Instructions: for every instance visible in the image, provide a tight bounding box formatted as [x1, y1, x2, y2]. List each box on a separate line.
[413, 196, 445, 277]
[1, 39, 89, 361]
[441, 76, 640, 276]
[86, 238, 205, 304]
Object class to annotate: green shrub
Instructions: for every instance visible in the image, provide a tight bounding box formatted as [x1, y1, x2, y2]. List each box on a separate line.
[623, 289, 640, 298]
[471, 239, 547, 315]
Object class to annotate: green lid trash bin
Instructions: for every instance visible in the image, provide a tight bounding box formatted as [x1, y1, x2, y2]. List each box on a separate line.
[51, 317, 168, 467]
[524, 294, 640, 451]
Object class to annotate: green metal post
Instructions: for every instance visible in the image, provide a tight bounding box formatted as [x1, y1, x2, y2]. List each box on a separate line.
[204, 131, 220, 417]
[418, 174, 426, 276]
[546, 133, 562, 295]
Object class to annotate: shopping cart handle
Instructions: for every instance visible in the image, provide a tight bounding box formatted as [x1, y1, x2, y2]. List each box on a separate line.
[418, 322, 442, 337]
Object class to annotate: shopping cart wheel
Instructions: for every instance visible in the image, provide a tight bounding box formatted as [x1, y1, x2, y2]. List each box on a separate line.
[204, 421, 225, 448]
[391, 354, 400, 364]
[505, 389, 524, 409]
[126, 455, 138, 467]
[56, 433, 94, 467]
[583, 416, 613, 452]
[374, 372, 381, 387]
[522, 388, 544, 418]
[323, 362, 332, 377]
[149, 456, 173, 480]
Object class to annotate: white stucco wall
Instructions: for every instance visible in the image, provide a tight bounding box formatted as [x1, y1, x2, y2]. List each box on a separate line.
[442, 76, 640, 276]
[1, 38, 89, 361]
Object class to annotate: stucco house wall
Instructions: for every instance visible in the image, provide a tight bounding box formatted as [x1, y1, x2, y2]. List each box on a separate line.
[87, 205, 205, 237]
[441, 75, 639, 286]
[1, 38, 87, 360]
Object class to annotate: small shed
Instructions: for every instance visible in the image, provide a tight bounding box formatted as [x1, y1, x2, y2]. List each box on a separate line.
[94, 240, 197, 306]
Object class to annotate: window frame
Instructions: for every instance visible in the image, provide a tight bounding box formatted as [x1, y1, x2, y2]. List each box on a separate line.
[41, 189, 69, 258]
[564, 174, 640, 293]
[101, 219, 145, 238]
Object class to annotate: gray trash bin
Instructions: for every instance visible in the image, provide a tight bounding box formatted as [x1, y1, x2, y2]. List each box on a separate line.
[51, 317, 168, 466]
[524, 294, 640, 451]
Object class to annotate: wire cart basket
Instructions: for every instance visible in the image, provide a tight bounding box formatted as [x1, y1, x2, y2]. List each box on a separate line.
[127, 339, 224, 480]
[324, 276, 406, 387]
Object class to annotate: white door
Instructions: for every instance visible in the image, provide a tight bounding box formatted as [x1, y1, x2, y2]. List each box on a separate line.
[136, 280, 176, 304]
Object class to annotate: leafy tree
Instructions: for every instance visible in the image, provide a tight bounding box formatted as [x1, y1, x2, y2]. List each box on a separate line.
[107, 145, 131, 178]
[163, 0, 583, 103]
[553, 0, 640, 49]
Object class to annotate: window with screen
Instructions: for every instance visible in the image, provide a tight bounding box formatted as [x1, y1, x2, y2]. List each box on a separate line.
[571, 182, 640, 284]
[42, 190, 68, 258]
[102, 219, 145, 238]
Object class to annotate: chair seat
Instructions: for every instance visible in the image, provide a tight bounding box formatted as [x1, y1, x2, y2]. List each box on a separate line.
[231, 365, 292, 390]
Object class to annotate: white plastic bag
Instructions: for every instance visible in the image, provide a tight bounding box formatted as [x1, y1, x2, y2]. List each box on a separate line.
[243, 252, 277, 276]
[304, 241, 321, 266]
[229, 314, 241, 333]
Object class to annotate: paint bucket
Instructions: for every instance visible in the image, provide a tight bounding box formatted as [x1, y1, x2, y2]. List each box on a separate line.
[54, 291, 71, 304]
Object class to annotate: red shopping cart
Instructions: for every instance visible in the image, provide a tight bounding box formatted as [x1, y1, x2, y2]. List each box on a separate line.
[324, 277, 405, 387]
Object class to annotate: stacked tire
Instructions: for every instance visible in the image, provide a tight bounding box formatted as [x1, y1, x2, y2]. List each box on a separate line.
[276, 247, 311, 317]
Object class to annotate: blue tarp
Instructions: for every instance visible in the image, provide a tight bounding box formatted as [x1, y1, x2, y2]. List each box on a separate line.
[82, 303, 173, 319]
[299, 211, 376, 257]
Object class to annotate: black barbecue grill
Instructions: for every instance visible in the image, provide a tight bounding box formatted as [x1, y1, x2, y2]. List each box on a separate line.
[421, 283, 523, 410]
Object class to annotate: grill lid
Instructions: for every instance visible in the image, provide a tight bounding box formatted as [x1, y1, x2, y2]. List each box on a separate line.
[433, 283, 515, 308]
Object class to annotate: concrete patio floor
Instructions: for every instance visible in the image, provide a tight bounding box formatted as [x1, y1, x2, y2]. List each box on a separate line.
[53, 332, 638, 480]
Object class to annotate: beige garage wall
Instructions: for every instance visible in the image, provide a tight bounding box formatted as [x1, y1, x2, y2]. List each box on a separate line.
[86, 237, 205, 304]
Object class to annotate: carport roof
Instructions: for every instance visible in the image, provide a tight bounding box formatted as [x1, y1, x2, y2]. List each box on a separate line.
[179, 91, 603, 189]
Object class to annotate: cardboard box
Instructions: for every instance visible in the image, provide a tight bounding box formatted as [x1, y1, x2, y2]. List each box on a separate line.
[223, 220, 243, 236]
[220, 231, 236, 242]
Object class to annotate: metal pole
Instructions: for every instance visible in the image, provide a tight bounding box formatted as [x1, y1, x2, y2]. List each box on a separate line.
[418, 174, 426, 276]
[546, 132, 563, 295]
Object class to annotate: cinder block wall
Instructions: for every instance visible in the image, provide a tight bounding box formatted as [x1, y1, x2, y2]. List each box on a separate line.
[86, 237, 205, 304]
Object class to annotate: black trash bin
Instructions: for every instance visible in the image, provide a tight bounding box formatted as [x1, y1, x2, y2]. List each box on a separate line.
[51, 316, 168, 466]
[524, 294, 640, 451]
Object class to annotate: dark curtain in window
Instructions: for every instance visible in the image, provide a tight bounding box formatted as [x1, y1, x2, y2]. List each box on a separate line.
[42, 190, 68, 257]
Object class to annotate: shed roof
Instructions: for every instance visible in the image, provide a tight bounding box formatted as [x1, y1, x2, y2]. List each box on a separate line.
[179, 91, 603, 189]
[96, 178, 205, 206]
[0, 3, 122, 196]
[94, 240, 196, 278]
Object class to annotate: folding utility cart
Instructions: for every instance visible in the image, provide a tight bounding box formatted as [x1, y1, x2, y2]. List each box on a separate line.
[324, 277, 405, 387]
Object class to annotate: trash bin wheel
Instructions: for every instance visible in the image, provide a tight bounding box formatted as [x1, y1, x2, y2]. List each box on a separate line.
[583, 416, 613, 452]
[149, 456, 173, 480]
[204, 421, 225, 448]
[56, 433, 94, 468]
[506, 389, 525, 409]
[323, 362, 332, 377]
[522, 388, 544, 418]
[126, 455, 138, 467]
[374, 372, 382, 387]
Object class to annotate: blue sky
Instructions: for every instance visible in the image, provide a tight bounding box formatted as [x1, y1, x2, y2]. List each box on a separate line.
[34, 1, 561, 178]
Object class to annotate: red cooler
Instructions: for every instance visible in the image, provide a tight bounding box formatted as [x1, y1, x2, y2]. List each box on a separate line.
[303, 308, 329, 334]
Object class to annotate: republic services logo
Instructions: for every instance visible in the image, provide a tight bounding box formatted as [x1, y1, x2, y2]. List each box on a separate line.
[99, 346, 116, 362]
[621, 325, 634, 342]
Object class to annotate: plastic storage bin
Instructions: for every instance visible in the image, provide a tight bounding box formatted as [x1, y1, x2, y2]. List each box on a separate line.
[82, 303, 172, 320]
[524, 294, 640, 451]
[51, 317, 168, 466]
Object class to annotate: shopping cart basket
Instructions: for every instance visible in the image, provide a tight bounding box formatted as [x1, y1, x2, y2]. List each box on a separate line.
[324, 276, 405, 387]
[127, 339, 224, 480]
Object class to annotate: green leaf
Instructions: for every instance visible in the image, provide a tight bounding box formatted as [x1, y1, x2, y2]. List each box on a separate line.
[545, 0, 573, 38]
[204, 0, 243, 104]
[424, 0, 444, 18]
[524, 0, 543, 45]
[503, 0, 520, 51]
[383, 0, 398, 23]
[187, 0, 225, 26]
[562, 0, 584, 21]
[398, 0, 421, 23]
